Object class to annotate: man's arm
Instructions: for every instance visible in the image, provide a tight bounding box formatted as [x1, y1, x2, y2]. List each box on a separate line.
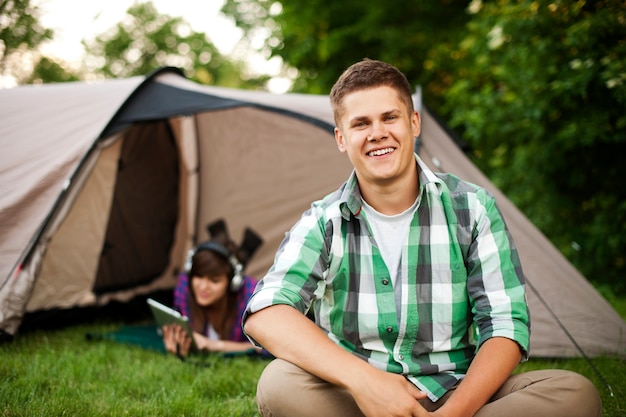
[245, 304, 429, 417]
[436, 337, 522, 417]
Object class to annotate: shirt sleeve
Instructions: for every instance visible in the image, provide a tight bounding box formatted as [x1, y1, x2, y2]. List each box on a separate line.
[242, 206, 327, 329]
[466, 190, 530, 359]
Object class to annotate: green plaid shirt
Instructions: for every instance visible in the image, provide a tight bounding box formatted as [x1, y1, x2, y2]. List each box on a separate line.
[244, 155, 530, 401]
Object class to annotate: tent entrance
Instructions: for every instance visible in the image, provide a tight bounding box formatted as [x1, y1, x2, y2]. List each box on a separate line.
[94, 121, 179, 294]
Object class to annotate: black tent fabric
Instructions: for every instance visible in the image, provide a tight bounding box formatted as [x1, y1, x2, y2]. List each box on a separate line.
[94, 122, 179, 293]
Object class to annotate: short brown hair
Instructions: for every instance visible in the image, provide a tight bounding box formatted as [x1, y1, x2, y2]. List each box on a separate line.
[329, 59, 414, 127]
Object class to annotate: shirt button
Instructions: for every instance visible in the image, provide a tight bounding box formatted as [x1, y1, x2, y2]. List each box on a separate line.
[398, 354, 404, 360]
[386, 326, 393, 333]
[382, 278, 389, 285]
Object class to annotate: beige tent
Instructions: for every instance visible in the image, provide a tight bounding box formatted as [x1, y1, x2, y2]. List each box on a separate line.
[0, 68, 624, 358]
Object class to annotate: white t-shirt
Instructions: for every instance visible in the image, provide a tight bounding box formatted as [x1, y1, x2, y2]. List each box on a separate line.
[361, 197, 419, 286]
[361, 197, 419, 320]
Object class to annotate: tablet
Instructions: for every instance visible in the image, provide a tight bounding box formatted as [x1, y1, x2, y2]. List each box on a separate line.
[147, 298, 196, 349]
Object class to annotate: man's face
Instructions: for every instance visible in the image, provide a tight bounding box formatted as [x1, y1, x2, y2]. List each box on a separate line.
[334, 86, 420, 189]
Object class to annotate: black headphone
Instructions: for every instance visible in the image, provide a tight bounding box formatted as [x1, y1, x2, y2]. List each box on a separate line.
[184, 241, 244, 292]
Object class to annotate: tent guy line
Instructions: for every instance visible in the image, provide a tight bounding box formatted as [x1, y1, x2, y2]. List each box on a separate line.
[525, 279, 615, 397]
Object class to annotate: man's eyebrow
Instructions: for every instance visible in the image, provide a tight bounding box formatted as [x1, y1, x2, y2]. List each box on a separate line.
[348, 115, 370, 125]
[348, 108, 402, 125]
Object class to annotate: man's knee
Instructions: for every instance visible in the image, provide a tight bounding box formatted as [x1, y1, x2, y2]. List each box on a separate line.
[519, 369, 602, 417]
[561, 371, 602, 417]
[255, 359, 364, 417]
[256, 359, 292, 416]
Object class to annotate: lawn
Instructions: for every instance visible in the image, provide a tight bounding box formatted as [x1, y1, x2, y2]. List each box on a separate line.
[1, 321, 268, 417]
[1, 300, 625, 417]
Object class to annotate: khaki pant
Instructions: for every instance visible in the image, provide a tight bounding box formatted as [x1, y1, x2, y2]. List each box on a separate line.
[256, 359, 602, 417]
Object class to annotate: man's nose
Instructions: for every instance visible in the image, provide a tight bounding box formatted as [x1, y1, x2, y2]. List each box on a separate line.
[368, 121, 388, 141]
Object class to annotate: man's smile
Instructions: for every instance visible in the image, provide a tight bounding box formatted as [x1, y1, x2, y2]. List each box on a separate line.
[367, 147, 395, 157]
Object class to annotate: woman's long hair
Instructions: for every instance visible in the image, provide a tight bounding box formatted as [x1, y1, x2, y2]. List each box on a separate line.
[187, 244, 239, 339]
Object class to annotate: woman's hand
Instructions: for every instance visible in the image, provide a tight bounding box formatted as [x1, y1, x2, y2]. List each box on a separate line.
[193, 334, 221, 351]
[193, 333, 256, 353]
[162, 324, 193, 357]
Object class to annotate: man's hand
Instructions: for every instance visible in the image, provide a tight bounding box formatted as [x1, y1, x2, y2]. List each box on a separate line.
[346, 364, 433, 417]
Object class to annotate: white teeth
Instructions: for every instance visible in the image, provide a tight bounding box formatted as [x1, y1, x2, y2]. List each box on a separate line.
[368, 148, 394, 156]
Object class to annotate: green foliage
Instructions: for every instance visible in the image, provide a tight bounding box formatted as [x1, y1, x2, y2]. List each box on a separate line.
[0, 322, 267, 416]
[221, 0, 471, 97]
[82, 2, 267, 89]
[0, 1, 267, 88]
[597, 284, 626, 320]
[441, 0, 626, 292]
[25, 56, 81, 84]
[0, 0, 54, 83]
[0, 0, 53, 59]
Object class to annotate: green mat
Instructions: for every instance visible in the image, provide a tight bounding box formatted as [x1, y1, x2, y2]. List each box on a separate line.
[86, 322, 167, 353]
[86, 323, 271, 361]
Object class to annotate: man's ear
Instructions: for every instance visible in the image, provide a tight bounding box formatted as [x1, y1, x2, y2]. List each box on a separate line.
[412, 111, 421, 138]
[334, 127, 347, 153]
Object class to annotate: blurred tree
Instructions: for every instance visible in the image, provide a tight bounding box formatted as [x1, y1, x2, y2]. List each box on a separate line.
[82, 1, 268, 89]
[25, 56, 80, 84]
[0, 0, 61, 84]
[0, 0, 51, 55]
[221, 0, 470, 104]
[441, 0, 626, 292]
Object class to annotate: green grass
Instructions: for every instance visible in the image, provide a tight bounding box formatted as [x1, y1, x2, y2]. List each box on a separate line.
[1, 322, 267, 417]
[2, 316, 625, 416]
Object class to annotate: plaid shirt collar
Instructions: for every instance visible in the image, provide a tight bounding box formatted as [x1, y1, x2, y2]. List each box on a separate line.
[340, 154, 444, 219]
